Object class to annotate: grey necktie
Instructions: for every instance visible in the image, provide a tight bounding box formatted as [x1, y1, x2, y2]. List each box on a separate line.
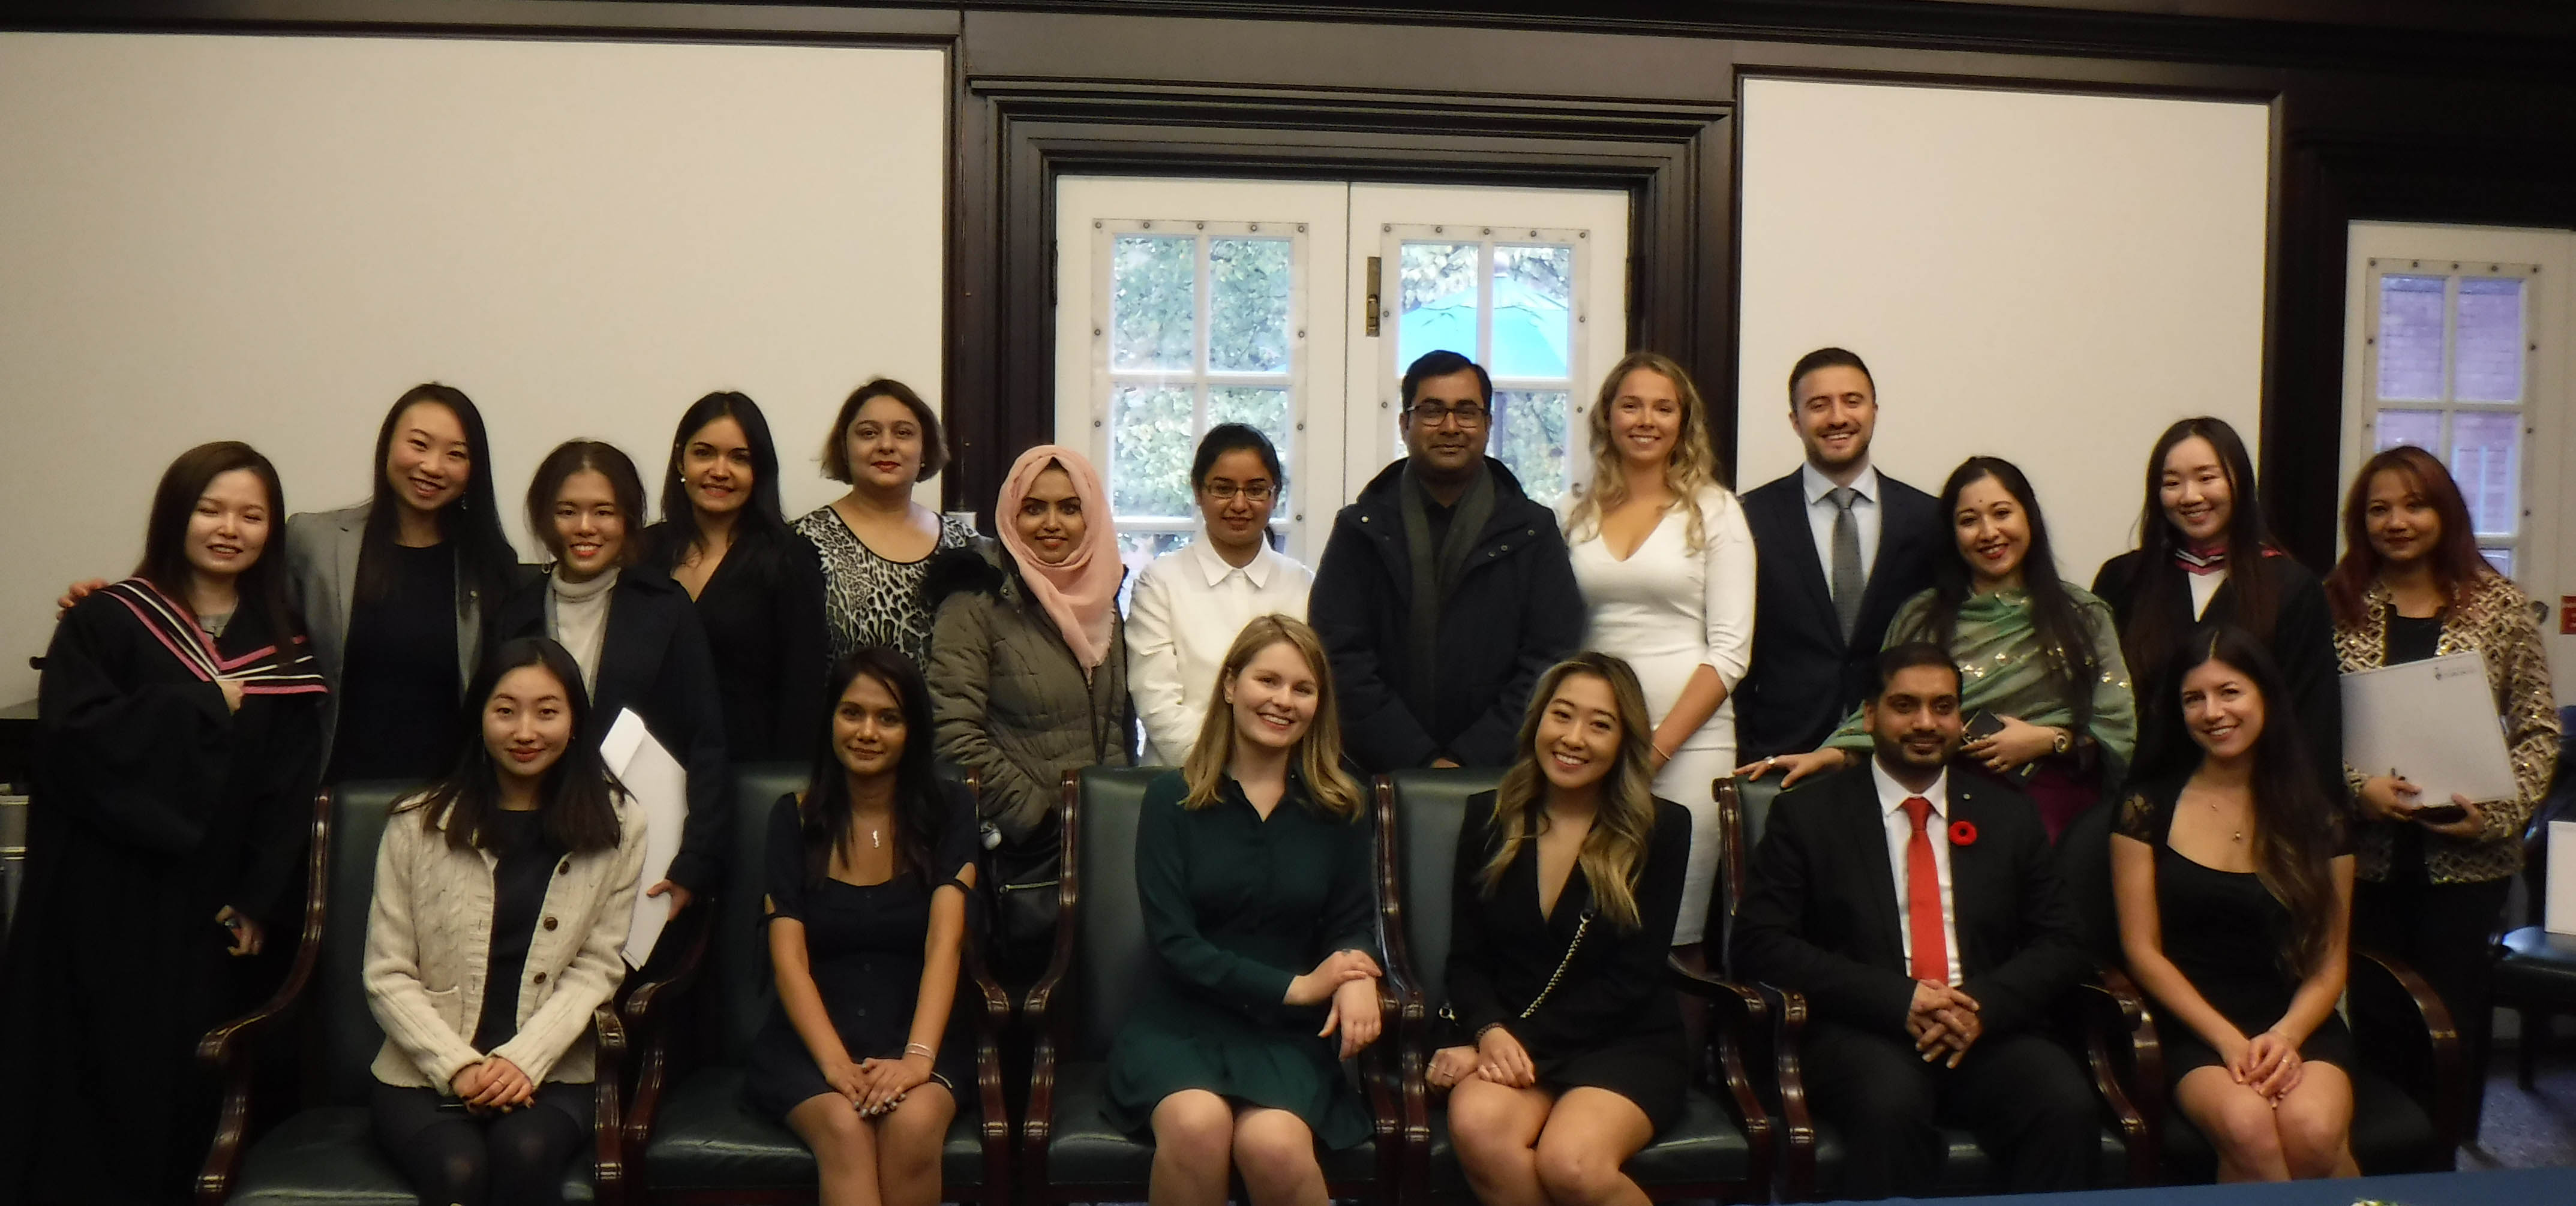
[1829, 486, 1864, 641]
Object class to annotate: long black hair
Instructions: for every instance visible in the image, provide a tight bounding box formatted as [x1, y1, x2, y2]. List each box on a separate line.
[651, 391, 791, 570]
[1904, 456, 2101, 733]
[526, 440, 648, 569]
[135, 440, 304, 646]
[400, 636, 623, 854]
[800, 647, 945, 888]
[2117, 417, 2280, 675]
[2160, 624, 2338, 978]
[355, 384, 519, 612]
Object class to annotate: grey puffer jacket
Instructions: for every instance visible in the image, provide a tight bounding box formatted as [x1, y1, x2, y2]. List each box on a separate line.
[926, 547, 1136, 844]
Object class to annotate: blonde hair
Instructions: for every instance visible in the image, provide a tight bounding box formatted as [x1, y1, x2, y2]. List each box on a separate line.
[1561, 351, 1727, 552]
[1476, 653, 1662, 930]
[1179, 615, 1364, 820]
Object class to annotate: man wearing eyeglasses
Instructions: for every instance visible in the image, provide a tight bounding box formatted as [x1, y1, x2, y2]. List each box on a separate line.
[1310, 350, 1584, 772]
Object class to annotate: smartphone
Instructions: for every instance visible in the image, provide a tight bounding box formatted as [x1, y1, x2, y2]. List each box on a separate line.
[2414, 802, 2469, 825]
[1962, 710, 2040, 784]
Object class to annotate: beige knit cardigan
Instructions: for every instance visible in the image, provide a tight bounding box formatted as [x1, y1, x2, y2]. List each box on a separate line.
[364, 792, 647, 1091]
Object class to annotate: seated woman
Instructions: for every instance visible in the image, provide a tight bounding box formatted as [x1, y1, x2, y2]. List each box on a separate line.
[499, 440, 728, 916]
[365, 637, 648, 1206]
[1102, 615, 1382, 1206]
[745, 648, 978, 1206]
[1429, 652, 1692, 1206]
[1749, 456, 2136, 841]
[927, 444, 1135, 982]
[2112, 625, 2355, 1182]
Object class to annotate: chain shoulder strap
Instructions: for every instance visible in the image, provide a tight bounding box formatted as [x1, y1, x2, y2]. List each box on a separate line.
[1519, 909, 1595, 1019]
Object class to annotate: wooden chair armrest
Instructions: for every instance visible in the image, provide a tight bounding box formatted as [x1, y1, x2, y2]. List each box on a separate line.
[2352, 945, 2466, 1155]
[2066, 963, 2155, 1185]
[962, 936, 1014, 1205]
[195, 785, 332, 1206]
[592, 1006, 629, 1206]
[1670, 958, 1775, 1195]
[616, 913, 711, 1153]
[1755, 983, 1817, 1202]
[1019, 769, 1086, 1188]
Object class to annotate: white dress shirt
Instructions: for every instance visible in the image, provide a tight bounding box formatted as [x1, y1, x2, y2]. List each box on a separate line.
[1125, 531, 1314, 765]
[1802, 461, 1884, 589]
[2188, 567, 2226, 619]
[1872, 759, 1962, 987]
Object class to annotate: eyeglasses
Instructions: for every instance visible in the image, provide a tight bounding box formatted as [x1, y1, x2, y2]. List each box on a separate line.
[1405, 402, 1490, 428]
[1202, 482, 1277, 503]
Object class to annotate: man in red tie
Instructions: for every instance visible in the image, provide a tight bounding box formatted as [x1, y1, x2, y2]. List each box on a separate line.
[1732, 642, 2093, 1199]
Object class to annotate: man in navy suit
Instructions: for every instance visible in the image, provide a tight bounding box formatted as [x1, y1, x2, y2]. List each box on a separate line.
[1733, 643, 2094, 1198]
[1735, 348, 1943, 762]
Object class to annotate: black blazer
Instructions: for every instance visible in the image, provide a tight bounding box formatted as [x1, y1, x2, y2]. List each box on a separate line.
[1736, 469, 1943, 760]
[1730, 763, 2085, 1039]
[1442, 792, 1691, 1055]
[496, 565, 731, 895]
[644, 522, 829, 764]
[2090, 549, 2344, 801]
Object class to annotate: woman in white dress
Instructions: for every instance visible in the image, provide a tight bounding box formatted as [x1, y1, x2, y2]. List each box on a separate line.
[1556, 351, 1754, 956]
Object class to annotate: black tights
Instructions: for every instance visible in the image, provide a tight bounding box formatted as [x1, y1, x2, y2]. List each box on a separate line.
[371, 1081, 590, 1206]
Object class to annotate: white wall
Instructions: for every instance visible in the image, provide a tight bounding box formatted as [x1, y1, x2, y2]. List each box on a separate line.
[1736, 78, 2271, 585]
[0, 33, 947, 701]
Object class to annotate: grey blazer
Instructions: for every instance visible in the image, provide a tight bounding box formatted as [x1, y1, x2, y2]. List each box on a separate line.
[283, 502, 493, 752]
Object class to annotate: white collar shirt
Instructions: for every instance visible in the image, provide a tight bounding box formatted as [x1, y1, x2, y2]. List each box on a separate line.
[1123, 530, 1314, 766]
[1803, 461, 1885, 593]
[1872, 759, 1962, 987]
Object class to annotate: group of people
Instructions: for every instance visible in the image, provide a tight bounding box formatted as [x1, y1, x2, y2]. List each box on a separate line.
[0, 340, 2557, 1206]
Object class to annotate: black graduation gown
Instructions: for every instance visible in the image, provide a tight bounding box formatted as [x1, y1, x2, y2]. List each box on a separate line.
[0, 583, 325, 1206]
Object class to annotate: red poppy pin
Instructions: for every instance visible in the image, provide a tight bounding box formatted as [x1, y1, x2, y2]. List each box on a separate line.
[1948, 820, 1978, 847]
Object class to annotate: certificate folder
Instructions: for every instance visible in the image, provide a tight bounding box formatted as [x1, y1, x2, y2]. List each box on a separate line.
[2340, 651, 2517, 808]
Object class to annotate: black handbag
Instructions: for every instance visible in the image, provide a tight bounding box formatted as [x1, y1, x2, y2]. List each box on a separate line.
[980, 819, 1061, 980]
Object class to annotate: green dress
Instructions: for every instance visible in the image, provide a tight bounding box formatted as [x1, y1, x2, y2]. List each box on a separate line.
[1101, 769, 1379, 1148]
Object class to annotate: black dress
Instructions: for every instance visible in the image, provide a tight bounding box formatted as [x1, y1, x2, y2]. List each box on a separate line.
[0, 581, 325, 1205]
[1441, 792, 1694, 1132]
[743, 783, 979, 1121]
[328, 540, 465, 783]
[2116, 782, 2353, 1079]
[646, 524, 830, 763]
[1101, 770, 1379, 1148]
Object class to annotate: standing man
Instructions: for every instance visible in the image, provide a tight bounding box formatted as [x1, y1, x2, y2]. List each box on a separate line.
[1310, 350, 1584, 772]
[1731, 643, 2095, 1199]
[1737, 348, 1942, 762]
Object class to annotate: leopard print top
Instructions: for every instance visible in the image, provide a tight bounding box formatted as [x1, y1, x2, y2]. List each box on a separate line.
[792, 506, 978, 670]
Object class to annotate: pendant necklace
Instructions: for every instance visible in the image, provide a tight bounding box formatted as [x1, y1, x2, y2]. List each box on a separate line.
[870, 828, 882, 849]
[2206, 796, 2244, 843]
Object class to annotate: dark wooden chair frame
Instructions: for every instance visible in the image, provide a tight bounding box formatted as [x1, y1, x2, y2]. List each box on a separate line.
[1022, 768, 1407, 1204]
[616, 772, 1014, 1206]
[1375, 776, 1778, 1204]
[1711, 777, 2155, 1200]
[194, 785, 633, 1205]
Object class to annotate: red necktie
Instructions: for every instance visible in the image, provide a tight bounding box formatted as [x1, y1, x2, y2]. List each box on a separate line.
[1901, 796, 1949, 985]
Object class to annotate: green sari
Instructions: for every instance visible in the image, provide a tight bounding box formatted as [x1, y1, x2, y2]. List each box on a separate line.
[1824, 583, 2137, 771]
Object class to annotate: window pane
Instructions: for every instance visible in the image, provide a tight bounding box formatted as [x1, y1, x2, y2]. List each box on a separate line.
[1397, 242, 1481, 371]
[1109, 384, 1197, 519]
[2481, 547, 2514, 579]
[2376, 273, 2446, 401]
[2375, 408, 2442, 453]
[2455, 276, 2526, 402]
[1490, 244, 1572, 380]
[1119, 529, 1193, 582]
[1210, 386, 1293, 513]
[1112, 235, 1196, 372]
[1208, 238, 1292, 374]
[2448, 410, 2521, 539]
[1490, 389, 1571, 506]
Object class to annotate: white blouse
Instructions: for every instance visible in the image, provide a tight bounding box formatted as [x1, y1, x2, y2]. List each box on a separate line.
[1124, 532, 1315, 765]
[1560, 487, 1757, 752]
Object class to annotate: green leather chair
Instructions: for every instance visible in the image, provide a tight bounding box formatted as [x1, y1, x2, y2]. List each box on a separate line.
[622, 762, 1011, 1204]
[1376, 768, 1775, 1202]
[1715, 775, 2145, 1199]
[196, 782, 627, 1205]
[1021, 766, 1402, 1203]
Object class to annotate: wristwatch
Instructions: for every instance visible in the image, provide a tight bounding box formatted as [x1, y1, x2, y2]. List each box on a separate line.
[2050, 727, 2073, 756]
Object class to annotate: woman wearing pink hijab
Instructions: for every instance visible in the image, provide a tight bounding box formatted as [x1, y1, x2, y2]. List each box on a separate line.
[926, 446, 1137, 984]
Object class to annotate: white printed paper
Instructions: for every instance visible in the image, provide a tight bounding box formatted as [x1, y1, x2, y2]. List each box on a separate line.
[602, 708, 686, 969]
[2340, 651, 2518, 808]
[2550, 822, 2576, 936]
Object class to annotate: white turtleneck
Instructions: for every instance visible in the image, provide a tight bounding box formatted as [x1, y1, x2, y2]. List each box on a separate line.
[546, 566, 620, 694]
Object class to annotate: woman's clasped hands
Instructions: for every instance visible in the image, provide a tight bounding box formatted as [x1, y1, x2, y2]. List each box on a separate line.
[1288, 948, 1384, 1060]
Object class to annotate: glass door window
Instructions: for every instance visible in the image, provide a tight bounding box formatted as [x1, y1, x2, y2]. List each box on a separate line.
[2363, 259, 2541, 576]
[1385, 226, 1588, 505]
